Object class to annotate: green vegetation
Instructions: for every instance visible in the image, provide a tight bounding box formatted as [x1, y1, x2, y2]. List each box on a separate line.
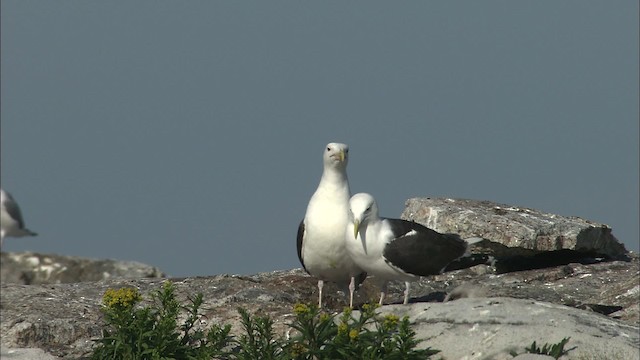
[510, 337, 574, 359]
[91, 281, 438, 360]
[284, 303, 439, 360]
[92, 282, 233, 359]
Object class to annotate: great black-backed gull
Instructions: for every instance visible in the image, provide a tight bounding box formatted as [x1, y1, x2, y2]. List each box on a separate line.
[1, 188, 38, 249]
[346, 192, 481, 305]
[297, 143, 366, 308]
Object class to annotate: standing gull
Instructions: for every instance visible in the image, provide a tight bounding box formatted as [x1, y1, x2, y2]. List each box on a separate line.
[297, 143, 366, 308]
[346, 193, 481, 305]
[1, 188, 38, 249]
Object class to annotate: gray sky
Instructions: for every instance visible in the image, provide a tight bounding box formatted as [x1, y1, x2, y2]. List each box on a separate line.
[2, 1, 638, 277]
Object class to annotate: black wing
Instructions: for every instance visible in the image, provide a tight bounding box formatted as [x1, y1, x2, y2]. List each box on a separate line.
[383, 219, 467, 276]
[296, 220, 308, 273]
[3, 191, 26, 228]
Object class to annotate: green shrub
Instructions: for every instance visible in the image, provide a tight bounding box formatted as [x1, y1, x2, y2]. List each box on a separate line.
[91, 281, 438, 359]
[284, 303, 439, 359]
[235, 307, 286, 360]
[92, 281, 233, 359]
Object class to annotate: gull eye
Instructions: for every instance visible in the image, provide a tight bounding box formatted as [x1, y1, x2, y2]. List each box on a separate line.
[326, 147, 331, 152]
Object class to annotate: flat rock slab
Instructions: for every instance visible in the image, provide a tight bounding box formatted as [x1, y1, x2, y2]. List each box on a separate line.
[376, 297, 639, 360]
[401, 198, 627, 258]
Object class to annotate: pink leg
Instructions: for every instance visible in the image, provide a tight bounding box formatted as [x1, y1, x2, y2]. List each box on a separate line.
[348, 276, 356, 308]
[379, 282, 388, 305]
[317, 280, 324, 308]
[403, 281, 411, 305]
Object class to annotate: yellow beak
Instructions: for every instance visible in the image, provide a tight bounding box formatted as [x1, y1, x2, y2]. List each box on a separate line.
[339, 150, 345, 162]
[353, 220, 360, 239]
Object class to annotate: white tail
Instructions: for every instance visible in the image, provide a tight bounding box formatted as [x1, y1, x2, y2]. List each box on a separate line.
[464, 237, 484, 245]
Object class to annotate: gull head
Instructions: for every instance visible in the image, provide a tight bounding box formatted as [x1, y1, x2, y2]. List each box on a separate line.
[349, 192, 378, 238]
[323, 142, 349, 169]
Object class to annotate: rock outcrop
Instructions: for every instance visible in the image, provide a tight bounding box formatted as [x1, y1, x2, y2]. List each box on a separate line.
[1, 254, 638, 359]
[0, 252, 166, 285]
[402, 198, 628, 260]
[376, 297, 639, 359]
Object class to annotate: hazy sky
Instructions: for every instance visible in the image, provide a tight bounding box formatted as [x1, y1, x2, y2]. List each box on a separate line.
[2, 1, 638, 277]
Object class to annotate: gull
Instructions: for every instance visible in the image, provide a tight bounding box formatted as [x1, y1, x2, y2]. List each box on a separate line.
[1, 188, 37, 249]
[346, 192, 482, 305]
[297, 143, 366, 308]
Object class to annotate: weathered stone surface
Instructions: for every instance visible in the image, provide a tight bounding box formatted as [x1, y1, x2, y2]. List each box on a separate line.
[401, 198, 628, 258]
[1, 254, 638, 359]
[375, 298, 639, 359]
[0, 347, 61, 359]
[0, 252, 166, 285]
[512, 355, 555, 360]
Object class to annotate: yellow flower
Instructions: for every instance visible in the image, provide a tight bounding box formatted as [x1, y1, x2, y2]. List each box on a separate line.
[293, 303, 311, 316]
[102, 287, 141, 309]
[361, 302, 379, 315]
[338, 323, 348, 335]
[349, 329, 359, 341]
[339, 309, 352, 325]
[383, 314, 400, 330]
[290, 343, 306, 356]
[319, 313, 331, 323]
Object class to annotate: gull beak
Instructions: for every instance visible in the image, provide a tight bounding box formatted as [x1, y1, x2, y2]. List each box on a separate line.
[353, 220, 360, 239]
[339, 150, 345, 162]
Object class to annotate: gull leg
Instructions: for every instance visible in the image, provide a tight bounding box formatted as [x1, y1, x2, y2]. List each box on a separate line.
[379, 282, 387, 305]
[348, 276, 356, 308]
[317, 280, 324, 308]
[403, 281, 411, 305]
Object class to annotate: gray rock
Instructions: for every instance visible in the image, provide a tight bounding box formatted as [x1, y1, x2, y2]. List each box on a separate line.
[0, 252, 166, 284]
[390, 254, 640, 327]
[1, 255, 638, 359]
[512, 355, 556, 360]
[375, 298, 639, 360]
[0, 347, 61, 360]
[401, 197, 627, 258]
